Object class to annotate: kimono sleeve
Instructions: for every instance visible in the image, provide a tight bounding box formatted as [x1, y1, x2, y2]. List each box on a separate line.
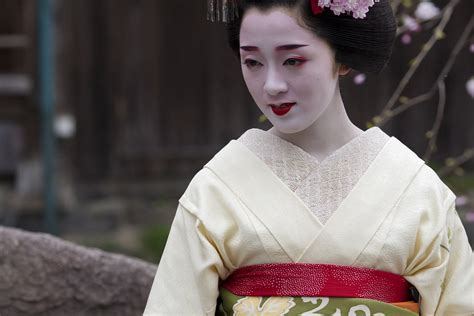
[405, 196, 473, 315]
[143, 202, 229, 316]
[435, 205, 473, 315]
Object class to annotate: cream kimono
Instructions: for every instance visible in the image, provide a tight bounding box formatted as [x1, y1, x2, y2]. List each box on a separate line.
[144, 128, 473, 316]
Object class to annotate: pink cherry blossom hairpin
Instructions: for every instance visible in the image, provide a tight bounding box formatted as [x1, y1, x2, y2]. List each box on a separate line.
[206, 0, 379, 22]
[312, 0, 380, 19]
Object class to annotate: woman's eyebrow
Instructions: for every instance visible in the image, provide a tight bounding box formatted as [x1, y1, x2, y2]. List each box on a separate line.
[240, 44, 309, 51]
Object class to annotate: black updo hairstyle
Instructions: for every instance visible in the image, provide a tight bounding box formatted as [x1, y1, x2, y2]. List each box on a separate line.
[227, 0, 397, 73]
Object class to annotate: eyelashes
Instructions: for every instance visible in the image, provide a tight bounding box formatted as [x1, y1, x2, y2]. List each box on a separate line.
[284, 58, 306, 66]
[242, 59, 261, 68]
[242, 58, 306, 69]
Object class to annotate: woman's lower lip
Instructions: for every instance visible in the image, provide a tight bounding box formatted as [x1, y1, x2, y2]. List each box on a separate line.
[271, 103, 295, 116]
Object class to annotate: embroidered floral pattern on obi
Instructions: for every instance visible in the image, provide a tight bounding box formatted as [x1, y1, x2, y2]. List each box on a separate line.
[232, 296, 296, 315]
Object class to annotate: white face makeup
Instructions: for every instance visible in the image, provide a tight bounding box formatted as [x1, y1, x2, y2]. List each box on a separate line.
[239, 7, 342, 134]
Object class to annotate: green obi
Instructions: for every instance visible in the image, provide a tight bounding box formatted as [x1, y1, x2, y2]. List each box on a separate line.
[216, 288, 418, 316]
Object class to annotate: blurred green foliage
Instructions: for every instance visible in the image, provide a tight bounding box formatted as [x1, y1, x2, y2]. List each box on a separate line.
[75, 237, 144, 259]
[140, 225, 171, 263]
[443, 173, 474, 194]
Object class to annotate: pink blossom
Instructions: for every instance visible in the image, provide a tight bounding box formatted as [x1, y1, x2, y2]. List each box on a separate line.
[354, 73, 366, 85]
[415, 1, 440, 21]
[401, 33, 412, 45]
[403, 15, 421, 32]
[466, 212, 474, 223]
[466, 77, 474, 99]
[470, 43, 474, 53]
[455, 196, 469, 207]
[318, 0, 380, 19]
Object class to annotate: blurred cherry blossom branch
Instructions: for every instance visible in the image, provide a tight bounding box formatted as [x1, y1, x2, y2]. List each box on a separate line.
[395, 0, 454, 36]
[423, 81, 446, 161]
[438, 148, 474, 177]
[373, 13, 473, 128]
[374, 0, 462, 126]
[396, 19, 437, 36]
[369, 0, 474, 175]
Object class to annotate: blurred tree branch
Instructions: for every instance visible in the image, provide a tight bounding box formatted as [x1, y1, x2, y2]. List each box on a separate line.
[438, 148, 474, 177]
[373, 0, 474, 174]
[423, 81, 446, 161]
[375, 0, 462, 126]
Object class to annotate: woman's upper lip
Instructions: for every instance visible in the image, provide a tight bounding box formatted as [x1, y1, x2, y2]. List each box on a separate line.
[269, 102, 296, 106]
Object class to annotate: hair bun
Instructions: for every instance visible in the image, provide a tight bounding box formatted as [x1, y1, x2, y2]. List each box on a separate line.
[306, 0, 397, 73]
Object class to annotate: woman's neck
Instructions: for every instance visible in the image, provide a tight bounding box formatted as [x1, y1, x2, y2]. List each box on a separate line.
[268, 92, 362, 162]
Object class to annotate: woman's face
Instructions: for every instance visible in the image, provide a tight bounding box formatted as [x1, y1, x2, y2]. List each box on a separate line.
[239, 7, 342, 134]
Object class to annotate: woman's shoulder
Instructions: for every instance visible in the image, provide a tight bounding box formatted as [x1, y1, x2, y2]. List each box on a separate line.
[394, 146, 456, 216]
[415, 163, 456, 202]
[178, 138, 246, 209]
[382, 135, 456, 206]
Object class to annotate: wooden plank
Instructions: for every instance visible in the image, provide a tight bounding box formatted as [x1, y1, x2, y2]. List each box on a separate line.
[117, 144, 220, 159]
[0, 122, 23, 173]
[0, 35, 29, 49]
[0, 74, 32, 95]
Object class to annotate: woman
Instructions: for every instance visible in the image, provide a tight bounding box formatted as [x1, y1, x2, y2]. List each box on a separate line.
[144, 0, 473, 315]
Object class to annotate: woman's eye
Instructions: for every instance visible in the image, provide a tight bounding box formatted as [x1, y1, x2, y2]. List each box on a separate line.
[243, 59, 262, 68]
[284, 58, 305, 66]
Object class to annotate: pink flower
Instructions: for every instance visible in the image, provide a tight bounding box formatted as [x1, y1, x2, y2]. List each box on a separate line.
[401, 33, 412, 45]
[455, 196, 469, 207]
[354, 73, 366, 85]
[415, 1, 440, 21]
[466, 77, 474, 99]
[466, 212, 474, 223]
[318, 0, 380, 19]
[470, 43, 474, 53]
[403, 15, 421, 32]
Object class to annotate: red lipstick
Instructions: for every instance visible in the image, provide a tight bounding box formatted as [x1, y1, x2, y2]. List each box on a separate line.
[271, 103, 295, 116]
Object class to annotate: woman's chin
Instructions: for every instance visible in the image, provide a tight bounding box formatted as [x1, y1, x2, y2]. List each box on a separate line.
[269, 123, 309, 135]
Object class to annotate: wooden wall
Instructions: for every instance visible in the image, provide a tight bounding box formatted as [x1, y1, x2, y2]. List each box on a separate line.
[0, 0, 37, 176]
[56, 0, 259, 183]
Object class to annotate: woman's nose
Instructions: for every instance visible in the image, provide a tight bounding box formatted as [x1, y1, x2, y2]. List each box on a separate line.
[263, 69, 288, 96]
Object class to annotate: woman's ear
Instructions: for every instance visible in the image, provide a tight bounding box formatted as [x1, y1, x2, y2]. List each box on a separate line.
[338, 64, 352, 76]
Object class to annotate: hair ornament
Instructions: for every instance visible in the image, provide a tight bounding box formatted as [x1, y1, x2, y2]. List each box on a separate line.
[310, 0, 324, 15]
[208, 0, 380, 23]
[207, 0, 239, 22]
[318, 0, 381, 19]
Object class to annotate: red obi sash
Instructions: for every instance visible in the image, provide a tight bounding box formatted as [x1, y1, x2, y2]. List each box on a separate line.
[221, 263, 416, 303]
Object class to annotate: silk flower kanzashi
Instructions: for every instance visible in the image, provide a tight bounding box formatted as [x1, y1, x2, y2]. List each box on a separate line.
[207, 0, 380, 22]
[315, 0, 381, 19]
